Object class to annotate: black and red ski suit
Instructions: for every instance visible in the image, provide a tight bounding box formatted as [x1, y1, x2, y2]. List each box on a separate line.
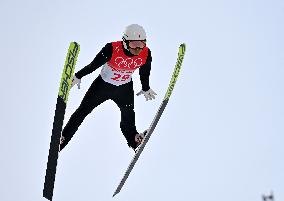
[60, 41, 152, 150]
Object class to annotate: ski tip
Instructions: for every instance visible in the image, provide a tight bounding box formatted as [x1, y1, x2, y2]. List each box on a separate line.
[180, 43, 186, 51]
[71, 41, 79, 45]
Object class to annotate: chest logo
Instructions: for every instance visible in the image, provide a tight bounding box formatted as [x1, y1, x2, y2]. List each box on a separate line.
[114, 56, 143, 70]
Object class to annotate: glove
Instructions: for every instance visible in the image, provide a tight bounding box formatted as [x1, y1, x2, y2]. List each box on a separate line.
[136, 88, 157, 101]
[71, 75, 81, 89]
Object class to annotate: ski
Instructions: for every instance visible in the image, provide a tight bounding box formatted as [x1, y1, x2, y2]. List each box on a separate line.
[43, 42, 80, 201]
[113, 43, 186, 197]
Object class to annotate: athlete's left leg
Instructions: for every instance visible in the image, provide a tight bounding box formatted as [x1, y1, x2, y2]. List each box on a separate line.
[112, 81, 139, 149]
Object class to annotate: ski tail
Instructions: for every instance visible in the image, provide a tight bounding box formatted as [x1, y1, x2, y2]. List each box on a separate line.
[43, 42, 80, 201]
[113, 43, 186, 197]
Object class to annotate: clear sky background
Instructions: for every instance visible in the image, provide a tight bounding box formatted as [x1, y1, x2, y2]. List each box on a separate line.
[0, 0, 283, 201]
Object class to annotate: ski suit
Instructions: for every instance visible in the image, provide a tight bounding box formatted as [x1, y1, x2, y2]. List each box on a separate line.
[60, 41, 152, 150]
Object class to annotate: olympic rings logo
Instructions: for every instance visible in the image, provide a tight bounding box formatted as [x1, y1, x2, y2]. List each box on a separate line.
[114, 57, 143, 69]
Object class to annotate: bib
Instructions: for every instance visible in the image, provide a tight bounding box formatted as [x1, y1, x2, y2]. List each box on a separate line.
[100, 41, 148, 86]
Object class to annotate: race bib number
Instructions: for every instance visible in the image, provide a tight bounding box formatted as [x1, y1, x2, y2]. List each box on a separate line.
[100, 64, 134, 86]
[111, 73, 131, 82]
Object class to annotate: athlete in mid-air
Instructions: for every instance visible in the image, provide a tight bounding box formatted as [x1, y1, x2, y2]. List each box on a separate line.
[59, 24, 156, 151]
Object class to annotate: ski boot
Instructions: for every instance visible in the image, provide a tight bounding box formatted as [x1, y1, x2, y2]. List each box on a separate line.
[132, 130, 148, 152]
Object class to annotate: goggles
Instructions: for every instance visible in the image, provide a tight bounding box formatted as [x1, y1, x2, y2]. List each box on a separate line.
[128, 40, 146, 49]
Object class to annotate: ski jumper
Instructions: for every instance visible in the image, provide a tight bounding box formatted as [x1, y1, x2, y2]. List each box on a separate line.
[60, 41, 152, 150]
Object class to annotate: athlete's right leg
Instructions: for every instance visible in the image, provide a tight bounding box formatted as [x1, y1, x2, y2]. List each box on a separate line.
[60, 76, 109, 151]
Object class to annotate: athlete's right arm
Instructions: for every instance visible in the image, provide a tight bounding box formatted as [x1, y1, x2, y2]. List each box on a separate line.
[75, 43, 113, 79]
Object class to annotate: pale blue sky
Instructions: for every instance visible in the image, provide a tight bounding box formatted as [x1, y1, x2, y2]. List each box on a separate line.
[0, 0, 283, 201]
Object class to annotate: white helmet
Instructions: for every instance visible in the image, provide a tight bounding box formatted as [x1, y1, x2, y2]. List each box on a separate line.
[122, 24, 146, 50]
[123, 24, 146, 41]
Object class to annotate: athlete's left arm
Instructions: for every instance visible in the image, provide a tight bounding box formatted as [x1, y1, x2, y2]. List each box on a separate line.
[139, 49, 152, 91]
